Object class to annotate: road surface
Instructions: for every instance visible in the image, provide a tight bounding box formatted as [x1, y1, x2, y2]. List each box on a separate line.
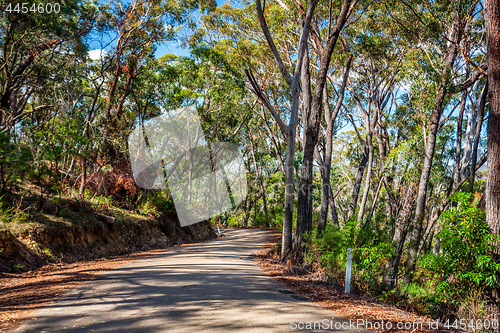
[16, 229, 371, 332]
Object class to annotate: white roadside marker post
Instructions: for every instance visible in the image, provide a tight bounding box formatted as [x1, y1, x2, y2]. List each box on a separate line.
[217, 223, 221, 236]
[345, 248, 352, 294]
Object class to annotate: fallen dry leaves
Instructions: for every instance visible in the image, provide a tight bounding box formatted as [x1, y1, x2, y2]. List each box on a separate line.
[253, 230, 463, 333]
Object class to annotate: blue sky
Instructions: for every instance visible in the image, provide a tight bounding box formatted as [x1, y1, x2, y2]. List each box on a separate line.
[155, 40, 191, 58]
[155, 0, 230, 58]
[88, 0, 230, 60]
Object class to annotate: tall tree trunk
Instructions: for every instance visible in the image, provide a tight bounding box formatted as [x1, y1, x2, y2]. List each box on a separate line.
[328, 187, 340, 227]
[283, 121, 297, 258]
[448, 89, 467, 195]
[79, 157, 86, 196]
[318, 57, 351, 234]
[253, 0, 318, 259]
[295, 0, 353, 246]
[296, 47, 313, 245]
[485, 0, 500, 237]
[318, 165, 330, 234]
[345, 87, 378, 223]
[383, 186, 414, 289]
[374, 119, 392, 225]
[347, 144, 369, 221]
[357, 111, 375, 224]
[404, 16, 462, 285]
[484, 0, 500, 324]
[460, 89, 478, 178]
[469, 82, 488, 192]
[317, 89, 332, 235]
[300, 47, 312, 144]
[282, 77, 301, 258]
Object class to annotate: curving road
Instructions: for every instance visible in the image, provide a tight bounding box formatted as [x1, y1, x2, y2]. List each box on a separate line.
[16, 229, 371, 332]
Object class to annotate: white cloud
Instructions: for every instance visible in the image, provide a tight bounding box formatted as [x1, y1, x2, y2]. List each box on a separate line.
[88, 49, 107, 61]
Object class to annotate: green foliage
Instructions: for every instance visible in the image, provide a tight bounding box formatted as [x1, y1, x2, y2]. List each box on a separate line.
[399, 283, 438, 316]
[42, 247, 54, 258]
[274, 241, 282, 255]
[0, 132, 31, 193]
[137, 199, 160, 218]
[153, 46, 248, 140]
[303, 224, 348, 274]
[12, 263, 21, 273]
[0, 198, 29, 232]
[0, 0, 493, 324]
[355, 242, 395, 292]
[83, 189, 113, 209]
[304, 223, 393, 293]
[136, 191, 176, 218]
[226, 213, 242, 227]
[420, 193, 500, 304]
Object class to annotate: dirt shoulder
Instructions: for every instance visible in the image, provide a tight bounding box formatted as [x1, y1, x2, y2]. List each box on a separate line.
[253, 229, 459, 333]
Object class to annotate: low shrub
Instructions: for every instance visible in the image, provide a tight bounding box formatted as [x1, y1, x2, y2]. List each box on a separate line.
[420, 193, 500, 308]
[304, 222, 393, 294]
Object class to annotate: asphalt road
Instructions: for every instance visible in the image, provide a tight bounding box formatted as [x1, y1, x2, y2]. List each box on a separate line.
[16, 228, 372, 332]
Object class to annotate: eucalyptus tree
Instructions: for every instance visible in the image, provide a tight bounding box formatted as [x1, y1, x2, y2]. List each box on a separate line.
[0, 0, 98, 132]
[248, 0, 320, 258]
[291, 0, 356, 246]
[98, 0, 204, 159]
[314, 55, 351, 233]
[484, 0, 500, 238]
[484, 0, 500, 318]
[247, 0, 356, 250]
[396, 0, 488, 284]
[324, 1, 412, 232]
[192, 2, 293, 232]
[345, 52, 410, 227]
[130, 46, 251, 204]
[203, 0, 322, 257]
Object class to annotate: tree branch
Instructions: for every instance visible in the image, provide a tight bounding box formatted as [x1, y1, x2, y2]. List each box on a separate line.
[448, 63, 487, 95]
[255, 0, 293, 84]
[245, 69, 289, 134]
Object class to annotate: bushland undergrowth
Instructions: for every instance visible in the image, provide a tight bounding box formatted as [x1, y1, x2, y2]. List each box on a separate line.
[300, 193, 499, 326]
